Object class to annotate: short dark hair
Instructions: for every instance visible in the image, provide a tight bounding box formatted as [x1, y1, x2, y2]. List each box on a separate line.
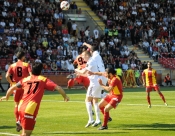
[32, 62, 43, 75]
[91, 45, 99, 52]
[106, 67, 116, 75]
[147, 62, 152, 65]
[16, 51, 25, 59]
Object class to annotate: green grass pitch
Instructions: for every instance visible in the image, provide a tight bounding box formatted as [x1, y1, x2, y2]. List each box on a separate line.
[0, 87, 175, 136]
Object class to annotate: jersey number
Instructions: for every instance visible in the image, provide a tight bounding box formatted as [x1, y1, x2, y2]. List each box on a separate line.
[27, 81, 40, 94]
[78, 57, 84, 65]
[17, 67, 22, 77]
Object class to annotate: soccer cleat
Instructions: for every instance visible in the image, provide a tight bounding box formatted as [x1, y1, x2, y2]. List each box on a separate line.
[165, 103, 168, 106]
[148, 105, 151, 108]
[16, 121, 22, 132]
[98, 126, 108, 130]
[66, 74, 76, 79]
[108, 117, 112, 122]
[92, 122, 101, 127]
[85, 120, 95, 128]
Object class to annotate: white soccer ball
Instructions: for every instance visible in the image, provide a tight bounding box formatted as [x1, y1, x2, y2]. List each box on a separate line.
[60, 1, 70, 11]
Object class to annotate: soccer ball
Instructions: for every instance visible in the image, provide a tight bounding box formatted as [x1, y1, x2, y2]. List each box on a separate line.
[60, 1, 70, 11]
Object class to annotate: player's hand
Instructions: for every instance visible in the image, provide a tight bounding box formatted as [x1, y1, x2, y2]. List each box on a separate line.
[64, 96, 69, 102]
[0, 96, 8, 101]
[98, 79, 103, 85]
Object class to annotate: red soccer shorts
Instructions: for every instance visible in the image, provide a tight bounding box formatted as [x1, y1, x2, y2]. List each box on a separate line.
[13, 88, 24, 103]
[67, 79, 75, 88]
[104, 94, 122, 108]
[82, 77, 90, 88]
[146, 85, 159, 92]
[19, 112, 36, 130]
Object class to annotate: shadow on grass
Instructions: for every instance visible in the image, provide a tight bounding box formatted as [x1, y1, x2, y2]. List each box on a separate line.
[0, 125, 16, 129]
[118, 123, 175, 131]
[43, 131, 127, 135]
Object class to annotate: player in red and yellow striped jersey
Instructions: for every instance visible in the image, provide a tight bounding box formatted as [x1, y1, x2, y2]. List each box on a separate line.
[1, 62, 69, 136]
[89, 68, 123, 130]
[6, 51, 32, 132]
[142, 62, 167, 108]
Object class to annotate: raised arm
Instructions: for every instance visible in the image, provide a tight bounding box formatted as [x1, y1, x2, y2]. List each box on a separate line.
[83, 42, 92, 50]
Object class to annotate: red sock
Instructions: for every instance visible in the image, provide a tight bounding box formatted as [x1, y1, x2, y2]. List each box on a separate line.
[159, 93, 166, 103]
[103, 112, 109, 127]
[147, 96, 151, 105]
[100, 107, 104, 115]
[14, 106, 19, 122]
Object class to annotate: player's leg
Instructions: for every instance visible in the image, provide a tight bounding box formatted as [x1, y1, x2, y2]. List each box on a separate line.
[85, 86, 95, 127]
[155, 86, 167, 105]
[14, 89, 23, 132]
[91, 85, 103, 127]
[21, 129, 32, 136]
[146, 87, 151, 108]
[20, 113, 36, 136]
[67, 79, 75, 89]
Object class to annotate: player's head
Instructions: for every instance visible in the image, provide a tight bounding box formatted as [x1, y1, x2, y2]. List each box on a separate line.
[89, 45, 98, 54]
[105, 67, 116, 79]
[147, 62, 152, 69]
[82, 51, 91, 61]
[32, 62, 43, 75]
[16, 51, 25, 61]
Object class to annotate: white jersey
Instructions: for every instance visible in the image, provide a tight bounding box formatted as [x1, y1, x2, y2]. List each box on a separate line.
[92, 51, 107, 85]
[85, 57, 100, 85]
[92, 51, 105, 72]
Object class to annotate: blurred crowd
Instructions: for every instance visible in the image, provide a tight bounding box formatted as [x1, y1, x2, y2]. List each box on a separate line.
[1, 0, 175, 74]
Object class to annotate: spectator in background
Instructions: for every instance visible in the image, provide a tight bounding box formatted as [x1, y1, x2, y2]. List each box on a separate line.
[122, 61, 129, 71]
[5, 62, 10, 72]
[51, 61, 58, 71]
[72, 21, 77, 36]
[164, 73, 172, 86]
[35, 56, 42, 63]
[67, 19, 72, 34]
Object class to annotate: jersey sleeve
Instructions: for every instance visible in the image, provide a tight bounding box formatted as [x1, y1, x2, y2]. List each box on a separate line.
[44, 79, 57, 91]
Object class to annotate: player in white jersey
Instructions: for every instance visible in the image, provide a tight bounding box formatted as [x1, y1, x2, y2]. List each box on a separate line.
[75, 51, 104, 128]
[83, 42, 107, 87]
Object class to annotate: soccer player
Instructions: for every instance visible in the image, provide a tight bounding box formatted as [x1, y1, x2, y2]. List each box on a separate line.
[0, 62, 69, 136]
[75, 51, 105, 128]
[6, 51, 32, 131]
[89, 68, 123, 130]
[142, 62, 167, 108]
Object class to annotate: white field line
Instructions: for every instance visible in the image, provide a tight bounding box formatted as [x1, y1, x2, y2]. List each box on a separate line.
[0, 132, 19, 136]
[4, 100, 175, 107]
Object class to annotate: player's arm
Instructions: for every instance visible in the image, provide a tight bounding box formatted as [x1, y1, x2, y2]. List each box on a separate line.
[83, 42, 92, 50]
[75, 68, 88, 75]
[54, 86, 69, 101]
[88, 71, 106, 77]
[142, 71, 146, 86]
[0, 85, 18, 101]
[5, 72, 13, 85]
[98, 79, 113, 92]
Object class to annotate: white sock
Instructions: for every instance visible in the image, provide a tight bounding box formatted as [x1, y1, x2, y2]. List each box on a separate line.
[86, 102, 93, 122]
[94, 102, 100, 123]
